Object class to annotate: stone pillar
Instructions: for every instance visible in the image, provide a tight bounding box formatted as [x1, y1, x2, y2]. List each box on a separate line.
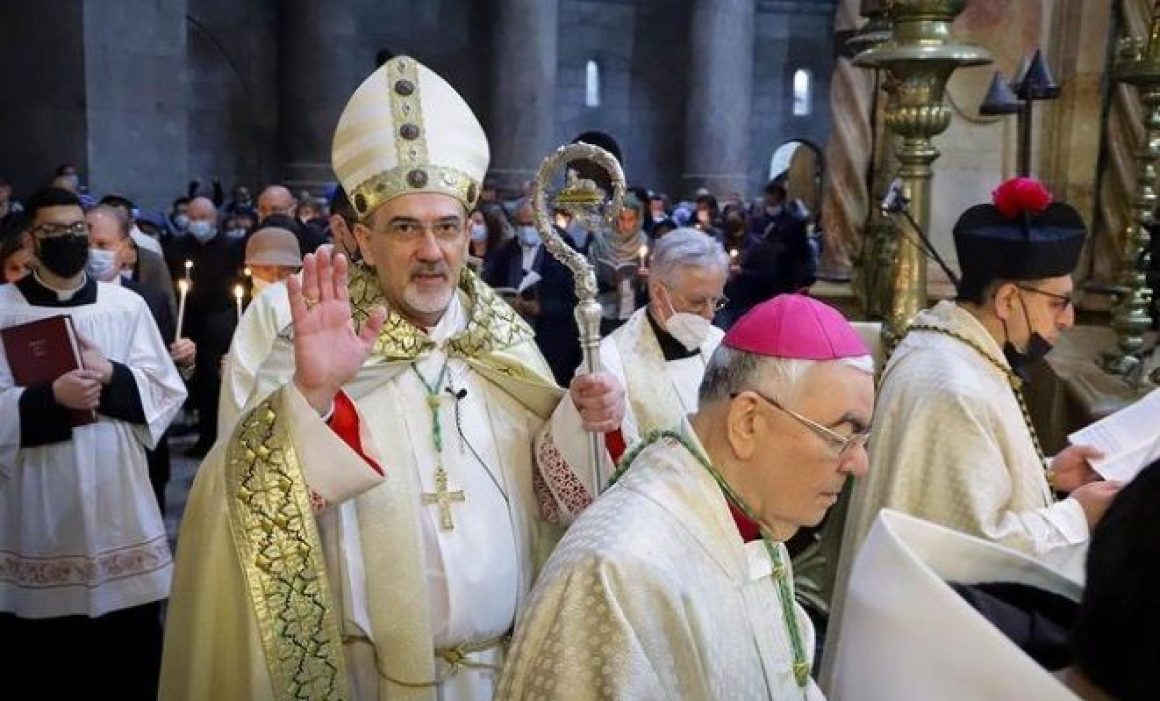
[489, 0, 559, 190]
[84, 0, 189, 210]
[682, 0, 755, 197]
[278, 0, 362, 192]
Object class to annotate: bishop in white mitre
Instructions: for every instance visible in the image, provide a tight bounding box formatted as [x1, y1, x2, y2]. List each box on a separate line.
[159, 56, 622, 701]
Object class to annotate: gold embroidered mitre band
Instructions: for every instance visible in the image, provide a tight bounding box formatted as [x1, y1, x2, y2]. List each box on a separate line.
[332, 55, 489, 220]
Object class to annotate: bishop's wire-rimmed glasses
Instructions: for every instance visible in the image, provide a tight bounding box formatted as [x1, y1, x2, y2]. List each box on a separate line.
[732, 389, 871, 462]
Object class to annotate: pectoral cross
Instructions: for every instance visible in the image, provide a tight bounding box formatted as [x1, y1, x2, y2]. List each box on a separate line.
[422, 466, 465, 530]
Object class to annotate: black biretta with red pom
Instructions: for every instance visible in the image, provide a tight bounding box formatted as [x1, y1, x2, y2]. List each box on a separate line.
[953, 177, 1086, 285]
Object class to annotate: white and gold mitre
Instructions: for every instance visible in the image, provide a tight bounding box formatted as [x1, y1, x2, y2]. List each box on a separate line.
[331, 55, 489, 220]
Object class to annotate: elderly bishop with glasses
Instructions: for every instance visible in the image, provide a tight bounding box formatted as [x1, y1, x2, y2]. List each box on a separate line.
[499, 294, 874, 699]
[829, 177, 1120, 658]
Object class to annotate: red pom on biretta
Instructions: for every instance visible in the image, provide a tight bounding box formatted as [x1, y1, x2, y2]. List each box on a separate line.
[991, 177, 1052, 219]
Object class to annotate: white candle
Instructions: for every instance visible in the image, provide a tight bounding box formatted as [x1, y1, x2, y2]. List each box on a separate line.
[183, 259, 193, 283]
[729, 248, 739, 260]
[234, 285, 244, 323]
[175, 279, 189, 342]
[639, 244, 648, 268]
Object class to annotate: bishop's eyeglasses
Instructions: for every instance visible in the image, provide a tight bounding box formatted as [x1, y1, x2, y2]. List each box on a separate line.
[733, 389, 871, 462]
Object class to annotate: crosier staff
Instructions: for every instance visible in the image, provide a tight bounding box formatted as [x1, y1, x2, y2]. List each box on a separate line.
[531, 142, 626, 492]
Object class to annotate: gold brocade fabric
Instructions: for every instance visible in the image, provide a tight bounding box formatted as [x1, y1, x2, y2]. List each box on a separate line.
[225, 398, 351, 701]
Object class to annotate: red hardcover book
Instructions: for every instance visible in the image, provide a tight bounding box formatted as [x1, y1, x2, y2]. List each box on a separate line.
[1, 314, 97, 426]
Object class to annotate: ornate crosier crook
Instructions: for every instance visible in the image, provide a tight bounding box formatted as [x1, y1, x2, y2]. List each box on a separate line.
[531, 143, 627, 492]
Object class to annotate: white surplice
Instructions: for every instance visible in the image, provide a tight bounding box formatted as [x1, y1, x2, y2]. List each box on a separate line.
[161, 285, 567, 701]
[217, 280, 291, 432]
[499, 427, 825, 700]
[0, 281, 186, 618]
[827, 510, 1081, 701]
[535, 306, 723, 523]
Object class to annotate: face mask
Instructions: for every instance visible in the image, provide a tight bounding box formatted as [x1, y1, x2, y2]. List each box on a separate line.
[120, 268, 133, 282]
[225, 227, 247, 241]
[1001, 292, 1053, 382]
[36, 234, 90, 278]
[86, 247, 119, 281]
[766, 204, 783, 217]
[470, 223, 488, 242]
[662, 289, 714, 351]
[251, 276, 272, 294]
[188, 220, 217, 243]
[173, 213, 190, 231]
[518, 225, 540, 247]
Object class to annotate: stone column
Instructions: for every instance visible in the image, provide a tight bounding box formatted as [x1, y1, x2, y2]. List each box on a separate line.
[682, 0, 755, 197]
[278, 0, 362, 192]
[489, 0, 559, 190]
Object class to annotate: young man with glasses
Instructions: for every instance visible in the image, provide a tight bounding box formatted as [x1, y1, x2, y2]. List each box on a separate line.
[828, 179, 1120, 679]
[0, 188, 186, 699]
[500, 294, 872, 699]
[535, 227, 731, 524]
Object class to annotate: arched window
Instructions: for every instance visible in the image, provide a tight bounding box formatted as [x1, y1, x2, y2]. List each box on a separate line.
[792, 69, 812, 117]
[585, 60, 601, 108]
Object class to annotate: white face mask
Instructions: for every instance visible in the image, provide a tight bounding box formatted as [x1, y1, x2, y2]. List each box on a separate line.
[662, 289, 714, 351]
[251, 276, 272, 294]
[86, 247, 119, 282]
[470, 223, 488, 242]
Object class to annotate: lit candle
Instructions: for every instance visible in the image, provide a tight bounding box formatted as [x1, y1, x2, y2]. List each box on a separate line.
[175, 279, 189, 342]
[234, 285, 244, 323]
[639, 244, 649, 268]
[729, 248, 739, 260]
[183, 259, 193, 282]
[243, 266, 252, 278]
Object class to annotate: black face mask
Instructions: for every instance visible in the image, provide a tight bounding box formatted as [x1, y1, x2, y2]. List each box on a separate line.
[1001, 292, 1053, 382]
[36, 234, 90, 278]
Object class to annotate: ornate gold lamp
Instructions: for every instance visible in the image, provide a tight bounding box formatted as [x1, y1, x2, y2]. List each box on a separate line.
[1104, 8, 1160, 377]
[853, 0, 991, 348]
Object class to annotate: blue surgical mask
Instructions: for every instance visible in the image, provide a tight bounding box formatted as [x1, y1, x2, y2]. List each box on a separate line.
[188, 220, 217, 243]
[518, 225, 540, 247]
[86, 248, 119, 282]
[470, 223, 488, 242]
[173, 213, 190, 231]
[225, 227, 247, 241]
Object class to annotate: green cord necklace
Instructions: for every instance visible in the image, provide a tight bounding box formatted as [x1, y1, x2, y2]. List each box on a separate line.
[411, 359, 466, 530]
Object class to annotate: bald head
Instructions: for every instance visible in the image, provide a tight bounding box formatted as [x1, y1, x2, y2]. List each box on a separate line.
[188, 196, 217, 222]
[258, 185, 296, 220]
[86, 205, 130, 241]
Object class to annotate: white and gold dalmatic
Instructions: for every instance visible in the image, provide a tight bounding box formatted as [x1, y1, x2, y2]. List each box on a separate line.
[839, 301, 1089, 575]
[160, 57, 569, 701]
[498, 429, 825, 700]
[536, 305, 724, 522]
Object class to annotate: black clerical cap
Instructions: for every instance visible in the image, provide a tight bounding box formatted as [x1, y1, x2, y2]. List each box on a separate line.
[953, 177, 1086, 284]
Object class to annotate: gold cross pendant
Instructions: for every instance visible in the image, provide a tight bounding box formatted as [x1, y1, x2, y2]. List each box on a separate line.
[421, 466, 466, 530]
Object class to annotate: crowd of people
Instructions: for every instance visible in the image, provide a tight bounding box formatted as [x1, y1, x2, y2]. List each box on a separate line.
[0, 53, 1155, 701]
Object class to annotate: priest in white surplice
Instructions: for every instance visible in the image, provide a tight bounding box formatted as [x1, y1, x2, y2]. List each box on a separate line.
[159, 56, 623, 701]
[535, 227, 727, 521]
[823, 178, 1121, 690]
[0, 187, 186, 700]
[498, 294, 874, 700]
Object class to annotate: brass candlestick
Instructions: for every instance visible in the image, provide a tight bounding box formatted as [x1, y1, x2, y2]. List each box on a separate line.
[1104, 11, 1160, 376]
[853, 0, 990, 349]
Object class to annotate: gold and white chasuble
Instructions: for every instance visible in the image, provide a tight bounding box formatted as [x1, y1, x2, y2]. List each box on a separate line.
[534, 306, 723, 524]
[159, 266, 566, 701]
[498, 429, 825, 700]
[840, 300, 1089, 572]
